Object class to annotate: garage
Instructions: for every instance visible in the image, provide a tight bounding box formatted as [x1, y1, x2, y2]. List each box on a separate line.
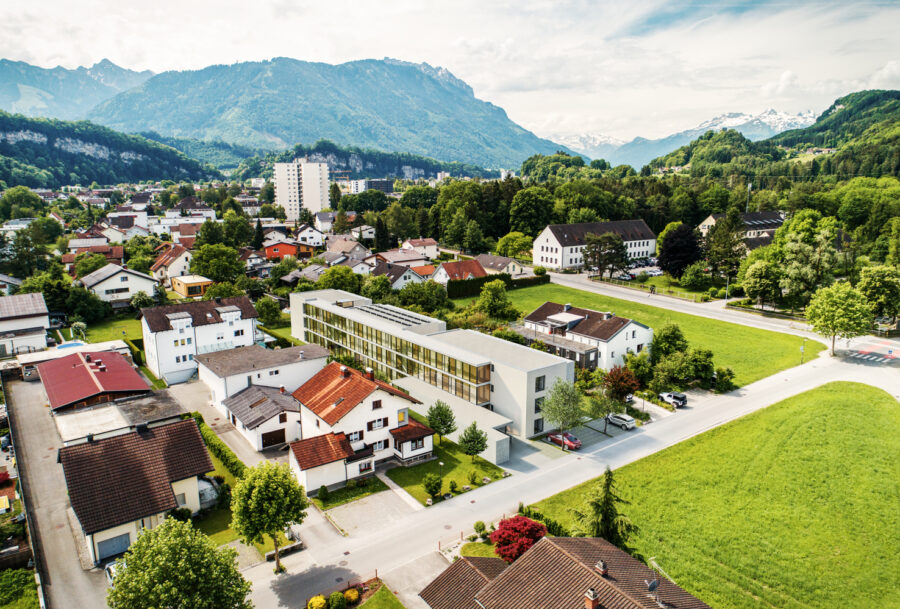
[261, 428, 286, 448]
[96, 532, 131, 560]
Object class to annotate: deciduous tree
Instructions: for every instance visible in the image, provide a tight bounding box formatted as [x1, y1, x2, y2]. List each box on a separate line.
[584, 232, 628, 278]
[475, 279, 518, 320]
[426, 401, 457, 445]
[541, 379, 583, 437]
[857, 265, 900, 321]
[509, 187, 553, 237]
[743, 259, 781, 309]
[490, 516, 546, 563]
[255, 297, 282, 326]
[806, 282, 872, 355]
[458, 421, 488, 461]
[190, 244, 243, 283]
[602, 366, 639, 402]
[658, 223, 702, 278]
[495, 231, 532, 258]
[649, 323, 688, 364]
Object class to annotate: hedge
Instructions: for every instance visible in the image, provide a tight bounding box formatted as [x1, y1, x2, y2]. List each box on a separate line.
[185, 412, 247, 479]
[517, 502, 570, 536]
[446, 273, 550, 299]
[124, 338, 143, 366]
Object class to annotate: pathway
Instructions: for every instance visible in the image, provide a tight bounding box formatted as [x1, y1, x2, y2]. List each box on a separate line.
[375, 470, 424, 511]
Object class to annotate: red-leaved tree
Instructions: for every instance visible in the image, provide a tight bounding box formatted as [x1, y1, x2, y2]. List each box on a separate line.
[602, 365, 640, 400]
[489, 516, 546, 563]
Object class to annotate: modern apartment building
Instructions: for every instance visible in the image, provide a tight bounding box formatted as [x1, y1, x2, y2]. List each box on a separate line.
[273, 158, 330, 221]
[289, 290, 574, 447]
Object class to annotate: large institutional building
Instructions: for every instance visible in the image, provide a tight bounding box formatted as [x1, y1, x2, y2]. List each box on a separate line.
[289, 289, 574, 463]
[273, 158, 330, 221]
[532, 219, 657, 270]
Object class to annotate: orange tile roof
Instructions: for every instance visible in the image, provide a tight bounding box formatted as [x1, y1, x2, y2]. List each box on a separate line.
[150, 243, 189, 272]
[292, 362, 419, 426]
[439, 260, 488, 281]
[410, 264, 436, 277]
[289, 432, 355, 470]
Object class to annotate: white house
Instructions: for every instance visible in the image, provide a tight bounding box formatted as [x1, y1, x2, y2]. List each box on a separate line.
[350, 225, 376, 241]
[196, 344, 329, 411]
[165, 197, 216, 220]
[59, 420, 212, 563]
[296, 224, 325, 247]
[401, 238, 440, 260]
[0, 274, 22, 296]
[288, 362, 434, 493]
[521, 302, 653, 370]
[431, 259, 488, 285]
[532, 220, 657, 270]
[150, 243, 193, 287]
[0, 292, 50, 357]
[372, 261, 424, 290]
[327, 238, 371, 261]
[337, 258, 372, 276]
[140, 297, 258, 385]
[221, 386, 303, 451]
[79, 264, 158, 308]
[475, 254, 525, 276]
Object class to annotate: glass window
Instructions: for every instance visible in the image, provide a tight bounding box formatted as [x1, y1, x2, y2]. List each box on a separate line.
[533, 418, 544, 434]
[535, 397, 544, 413]
[535, 375, 546, 392]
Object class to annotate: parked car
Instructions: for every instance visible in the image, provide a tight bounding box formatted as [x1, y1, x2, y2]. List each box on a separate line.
[607, 413, 636, 430]
[624, 393, 634, 404]
[660, 392, 687, 407]
[615, 273, 632, 281]
[105, 561, 122, 587]
[648, 269, 664, 277]
[548, 431, 582, 450]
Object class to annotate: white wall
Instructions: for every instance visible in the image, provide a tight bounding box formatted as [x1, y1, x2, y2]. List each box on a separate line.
[532, 226, 657, 270]
[0, 313, 49, 335]
[88, 271, 157, 304]
[233, 410, 301, 451]
[289, 449, 348, 494]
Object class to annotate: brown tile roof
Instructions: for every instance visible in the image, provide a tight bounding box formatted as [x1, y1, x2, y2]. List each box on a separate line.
[420, 557, 507, 609]
[62, 245, 126, 265]
[546, 219, 656, 247]
[179, 237, 196, 250]
[59, 420, 213, 534]
[406, 238, 438, 247]
[150, 243, 190, 272]
[372, 261, 416, 285]
[460, 537, 711, 609]
[175, 223, 198, 236]
[289, 432, 354, 470]
[389, 418, 434, 443]
[438, 260, 488, 281]
[222, 385, 300, 430]
[524, 302, 645, 342]
[292, 362, 419, 426]
[194, 344, 328, 377]
[140, 296, 258, 333]
[475, 253, 516, 271]
[37, 351, 150, 410]
[328, 238, 369, 255]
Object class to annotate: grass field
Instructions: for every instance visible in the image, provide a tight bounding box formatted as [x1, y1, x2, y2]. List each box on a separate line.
[312, 477, 390, 510]
[455, 283, 824, 386]
[260, 324, 304, 346]
[459, 541, 497, 558]
[360, 582, 405, 608]
[534, 382, 900, 609]
[83, 317, 143, 342]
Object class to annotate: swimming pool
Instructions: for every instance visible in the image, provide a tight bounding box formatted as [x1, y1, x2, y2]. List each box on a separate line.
[56, 341, 85, 349]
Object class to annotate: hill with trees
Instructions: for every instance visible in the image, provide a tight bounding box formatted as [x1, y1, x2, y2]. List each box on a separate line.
[138, 132, 266, 170]
[0, 111, 217, 188]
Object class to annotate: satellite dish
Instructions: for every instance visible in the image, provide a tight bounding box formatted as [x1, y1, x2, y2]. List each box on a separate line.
[646, 579, 659, 593]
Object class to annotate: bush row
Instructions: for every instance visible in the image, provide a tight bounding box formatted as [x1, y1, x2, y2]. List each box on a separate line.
[517, 502, 570, 536]
[123, 338, 144, 366]
[446, 273, 550, 298]
[185, 412, 247, 479]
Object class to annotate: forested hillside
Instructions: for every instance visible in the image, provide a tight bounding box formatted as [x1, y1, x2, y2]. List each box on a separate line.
[0, 112, 217, 188]
[139, 132, 265, 170]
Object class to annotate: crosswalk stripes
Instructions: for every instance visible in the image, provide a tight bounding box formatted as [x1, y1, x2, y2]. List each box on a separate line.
[848, 351, 893, 363]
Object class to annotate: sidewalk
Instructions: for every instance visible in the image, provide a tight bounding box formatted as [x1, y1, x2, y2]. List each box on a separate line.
[375, 470, 424, 511]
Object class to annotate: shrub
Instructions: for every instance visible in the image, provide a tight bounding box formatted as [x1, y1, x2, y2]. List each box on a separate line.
[714, 367, 736, 393]
[474, 521, 486, 536]
[490, 515, 547, 562]
[517, 502, 571, 536]
[343, 588, 360, 605]
[533, 266, 547, 276]
[308, 595, 328, 609]
[716, 288, 727, 299]
[468, 471, 479, 485]
[167, 507, 192, 522]
[318, 485, 330, 501]
[346, 479, 357, 490]
[0, 569, 35, 605]
[449, 480, 458, 493]
[708, 286, 719, 297]
[189, 413, 246, 479]
[216, 482, 232, 508]
[467, 534, 478, 541]
[423, 473, 442, 498]
[680, 262, 708, 291]
[636, 271, 649, 283]
[329, 590, 347, 609]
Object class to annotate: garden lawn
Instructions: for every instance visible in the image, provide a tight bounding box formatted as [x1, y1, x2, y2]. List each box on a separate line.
[312, 477, 390, 510]
[455, 283, 824, 386]
[534, 382, 900, 609]
[83, 317, 143, 342]
[260, 324, 304, 346]
[460, 541, 496, 558]
[385, 435, 505, 506]
[360, 583, 406, 609]
[139, 366, 166, 389]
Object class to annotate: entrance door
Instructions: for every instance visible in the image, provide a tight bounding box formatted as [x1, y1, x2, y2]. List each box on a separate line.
[261, 428, 286, 448]
[97, 533, 131, 560]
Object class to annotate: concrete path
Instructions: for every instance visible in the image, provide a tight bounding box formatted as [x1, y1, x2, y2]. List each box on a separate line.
[375, 470, 424, 512]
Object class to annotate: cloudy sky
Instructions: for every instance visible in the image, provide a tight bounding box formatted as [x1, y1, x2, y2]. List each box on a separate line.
[2, 0, 899, 140]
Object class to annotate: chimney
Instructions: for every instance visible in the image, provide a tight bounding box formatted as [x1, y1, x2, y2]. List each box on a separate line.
[85, 354, 91, 362]
[595, 559, 608, 577]
[86, 433, 94, 443]
[584, 588, 600, 609]
[365, 367, 374, 381]
[563, 303, 572, 311]
[279, 385, 285, 394]
[340, 365, 350, 378]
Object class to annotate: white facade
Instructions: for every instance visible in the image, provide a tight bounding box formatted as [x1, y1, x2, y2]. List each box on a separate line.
[296, 225, 325, 247]
[199, 357, 326, 411]
[83, 267, 157, 306]
[274, 159, 330, 221]
[523, 317, 652, 370]
[0, 295, 49, 357]
[350, 225, 376, 241]
[401, 239, 440, 260]
[532, 224, 657, 271]
[151, 249, 192, 287]
[233, 402, 302, 452]
[142, 310, 257, 385]
[164, 207, 216, 221]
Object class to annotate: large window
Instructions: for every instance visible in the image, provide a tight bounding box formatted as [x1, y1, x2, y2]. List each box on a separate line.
[535, 375, 546, 392]
[533, 418, 544, 434]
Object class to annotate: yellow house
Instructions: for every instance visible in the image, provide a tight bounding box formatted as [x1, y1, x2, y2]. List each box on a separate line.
[170, 274, 213, 299]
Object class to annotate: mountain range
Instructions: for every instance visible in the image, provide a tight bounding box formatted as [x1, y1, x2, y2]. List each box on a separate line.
[556, 109, 818, 168]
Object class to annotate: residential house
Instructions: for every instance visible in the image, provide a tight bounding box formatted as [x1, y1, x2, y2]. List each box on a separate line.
[221, 386, 303, 450]
[296, 224, 325, 247]
[420, 536, 711, 609]
[0, 293, 50, 356]
[165, 197, 216, 220]
[319, 251, 348, 267]
[196, 344, 328, 411]
[337, 258, 372, 276]
[67, 237, 109, 252]
[327, 238, 371, 261]
[0, 274, 22, 296]
[409, 265, 435, 280]
[263, 238, 314, 261]
[372, 261, 424, 290]
[140, 296, 258, 384]
[432, 259, 488, 285]
[366, 249, 429, 268]
[350, 225, 376, 241]
[170, 275, 213, 299]
[280, 264, 327, 286]
[697, 211, 784, 238]
[79, 264, 158, 308]
[475, 254, 524, 276]
[62, 244, 126, 275]
[37, 351, 150, 411]
[59, 420, 213, 563]
[401, 238, 440, 260]
[533, 220, 657, 270]
[150, 243, 192, 287]
[520, 302, 652, 370]
[289, 362, 433, 493]
[315, 211, 357, 233]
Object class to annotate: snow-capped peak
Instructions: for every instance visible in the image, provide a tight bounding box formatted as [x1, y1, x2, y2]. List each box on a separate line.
[697, 109, 816, 133]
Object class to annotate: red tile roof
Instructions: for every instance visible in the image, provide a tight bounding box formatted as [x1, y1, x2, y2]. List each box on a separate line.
[61, 245, 125, 265]
[406, 238, 438, 247]
[420, 557, 507, 609]
[289, 432, 355, 470]
[59, 420, 213, 535]
[410, 264, 436, 278]
[438, 260, 488, 281]
[150, 243, 189, 272]
[175, 223, 198, 236]
[179, 237, 196, 250]
[292, 362, 419, 426]
[37, 352, 150, 411]
[389, 418, 434, 443]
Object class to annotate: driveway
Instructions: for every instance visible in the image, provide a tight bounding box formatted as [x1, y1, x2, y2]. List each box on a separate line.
[6, 379, 108, 609]
[327, 489, 416, 536]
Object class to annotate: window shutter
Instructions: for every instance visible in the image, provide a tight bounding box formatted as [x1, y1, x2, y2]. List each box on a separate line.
[359, 430, 364, 440]
[382, 417, 388, 427]
[367, 421, 373, 431]
[385, 438, 390, 449]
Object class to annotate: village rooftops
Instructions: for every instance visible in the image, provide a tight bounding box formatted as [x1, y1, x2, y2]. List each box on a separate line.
[79, 263, 155, 288]
[37, 351, 150, 411]
[524, 302, 647, 342]
[222, 385, 301, 430]
[194, 344, 328, 377]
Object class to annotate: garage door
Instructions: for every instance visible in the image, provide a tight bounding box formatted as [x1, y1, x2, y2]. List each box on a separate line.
[97, 533, 131, 560]
[261, 428, 286, 448]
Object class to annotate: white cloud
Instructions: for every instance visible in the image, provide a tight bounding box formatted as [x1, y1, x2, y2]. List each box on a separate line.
[0, 0, 897, 141]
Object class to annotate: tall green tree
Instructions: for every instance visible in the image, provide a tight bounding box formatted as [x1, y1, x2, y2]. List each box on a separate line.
[361, 275, 392, 302]
[475, 279, 518, 320]
[328, 182, 342, 209]
[464, 220, 486, 254]
[658, 223, 702, 278]
[857, 265, 900, 321]
[509, 187, 553, 237]
[426, 401, 457, 445]
[541, 378, 583, 438]
[806, 282, 873, 355]
[106, 518, 251, 609]
[74, 252, 108, 278]
[649, 323, 688, 364]
[584, 232, 628, 277]
[231, 462, 308, 573]
[374, 216, 390, 251]
[458, 421, 488, 461]
[704, 207, 745, 278]
[255, 297, 282, 326]
[195, 219, 226, 247]
[585, 394, 624, 435]
[317, 265, 363, 294]
[190, 244, 243, 283]
[655, 221, 682, 256]
[252, 218, 264, 250]
[223, 211, 252, 248]
[495, 232, 532, 258]
[743, 260, 782, 309]
[571, 466, 636, 550]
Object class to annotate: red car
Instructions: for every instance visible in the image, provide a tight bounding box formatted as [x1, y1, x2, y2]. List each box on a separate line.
[548, 432, 582, 450]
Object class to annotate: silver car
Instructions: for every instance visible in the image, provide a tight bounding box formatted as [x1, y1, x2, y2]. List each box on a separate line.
[607, 413, 636, 430]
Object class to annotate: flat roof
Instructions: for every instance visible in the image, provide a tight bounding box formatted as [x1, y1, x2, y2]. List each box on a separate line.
[54, 389, 185, 443]
[16, 340, 130, 366]
[173, 274, 212, 284]
[431, 329, 571, 371]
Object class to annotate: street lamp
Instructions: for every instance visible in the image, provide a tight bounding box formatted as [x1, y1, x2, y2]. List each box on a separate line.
[439, 461, 444, 478]
[800, 338, 807, 364]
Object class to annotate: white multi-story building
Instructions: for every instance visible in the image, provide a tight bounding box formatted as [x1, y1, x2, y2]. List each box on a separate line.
[274, 158, 330, 221]
[289, 290, 574, 457]
[533, 220, 657, 270]
[288, 362, 433, 493]
[0, 292, 49, 356]
[140, 297, 258, 385]
[79, 264, 158, 309]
